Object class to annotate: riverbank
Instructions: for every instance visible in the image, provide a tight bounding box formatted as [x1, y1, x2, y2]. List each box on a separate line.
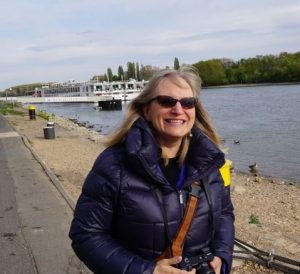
[4, 107, 300, 274]
[203, 81, 300, 89]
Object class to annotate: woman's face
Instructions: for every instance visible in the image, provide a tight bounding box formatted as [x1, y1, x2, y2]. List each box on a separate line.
[143, 76, 196, 146]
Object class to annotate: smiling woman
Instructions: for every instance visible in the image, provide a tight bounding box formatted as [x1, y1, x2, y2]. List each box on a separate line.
[143, 76, 196, 159]
[69, 66, 235, 274]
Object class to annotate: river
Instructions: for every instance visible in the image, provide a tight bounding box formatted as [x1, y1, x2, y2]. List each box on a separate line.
[36, 84, 300, 184]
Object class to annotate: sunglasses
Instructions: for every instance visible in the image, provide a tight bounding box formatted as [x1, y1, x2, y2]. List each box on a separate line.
[149, 95, 196, 109]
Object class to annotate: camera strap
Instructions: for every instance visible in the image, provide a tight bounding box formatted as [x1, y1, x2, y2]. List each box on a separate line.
[155, 179, 213, 261]
[169, 183, 201, 257]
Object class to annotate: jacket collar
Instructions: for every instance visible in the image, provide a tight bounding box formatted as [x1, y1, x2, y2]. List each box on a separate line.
[123, 118, 225, 186]
[184, 127, 225, 184]
[124, 118, 165, 184]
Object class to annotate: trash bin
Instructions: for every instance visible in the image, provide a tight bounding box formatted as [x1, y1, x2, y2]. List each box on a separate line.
[28, 105, 36, 120]
[47, 121, 54, 127]
[43, 126, 55, 139]
[219, 159, 232, 186]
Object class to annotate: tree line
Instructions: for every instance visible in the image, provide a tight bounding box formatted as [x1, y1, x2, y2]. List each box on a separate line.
[94, 52, 300, 87]
[91, 62, 161, 83]
[1, 83, 43, 97]
[193, 51, 300, 86]
[2, 51, 300, 96]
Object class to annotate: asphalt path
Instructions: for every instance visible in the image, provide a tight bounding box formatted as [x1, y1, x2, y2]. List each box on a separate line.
[0, 114, 90, 274]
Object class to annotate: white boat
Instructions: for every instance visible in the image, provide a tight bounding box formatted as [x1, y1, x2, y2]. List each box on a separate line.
[36, 79, 148, 102]
[85, 79, 148, 101]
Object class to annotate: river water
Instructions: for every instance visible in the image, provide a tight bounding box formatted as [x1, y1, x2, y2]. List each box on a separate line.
[36, 84, 300, 184]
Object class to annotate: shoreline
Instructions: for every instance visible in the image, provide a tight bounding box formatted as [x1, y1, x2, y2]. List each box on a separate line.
[31, 104, 300, 186]
[59, 114, 300, 186]
[203, 81, 300, 89]
[3, 107, 300, 273]
[233, 170, 299, 188]
[27, 98, 300, 186]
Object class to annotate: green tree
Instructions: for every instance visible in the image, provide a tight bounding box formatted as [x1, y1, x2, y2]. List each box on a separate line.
[112, 75, 119, 81]
[118, 66, 124, 81]
[107, 68, 113, 82]
[140, 65, 160, 80]
[136, 62, 140, 81]
[127, 62, 136, 79]
[194, 59, 228, 86]
[174, 57, 180, 70]
[91, 75, 106, 82]
[3, 83, 43, 97]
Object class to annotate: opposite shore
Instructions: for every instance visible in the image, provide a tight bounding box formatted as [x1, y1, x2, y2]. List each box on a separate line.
[3, 106, 300, 274]
[203, 81, 300, 89]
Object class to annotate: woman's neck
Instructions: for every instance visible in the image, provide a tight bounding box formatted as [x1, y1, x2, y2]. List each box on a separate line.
[159, 139, 182, 159]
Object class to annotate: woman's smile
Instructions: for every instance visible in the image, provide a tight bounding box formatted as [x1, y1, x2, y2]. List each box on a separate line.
[143, 76, 195, 148]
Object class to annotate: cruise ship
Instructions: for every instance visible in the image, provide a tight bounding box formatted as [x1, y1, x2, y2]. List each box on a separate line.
[35, 79, 148, 102]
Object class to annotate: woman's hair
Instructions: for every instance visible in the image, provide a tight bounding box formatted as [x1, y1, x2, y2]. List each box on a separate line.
[103, 66, 221, 165]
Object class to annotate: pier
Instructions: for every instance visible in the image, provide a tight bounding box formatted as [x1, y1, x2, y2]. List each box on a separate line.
[0, 95, 113, 104]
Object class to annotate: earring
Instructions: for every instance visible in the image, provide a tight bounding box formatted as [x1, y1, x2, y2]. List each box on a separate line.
[189, 132, 193, 138]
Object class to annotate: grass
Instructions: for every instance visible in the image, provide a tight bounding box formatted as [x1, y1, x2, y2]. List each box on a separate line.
[249, 214, 260, 225]
[27, 138, 33, 145]
[0, 102, 56, 121]
[37, 110, 55, 121]
[0, 102, 25, 116]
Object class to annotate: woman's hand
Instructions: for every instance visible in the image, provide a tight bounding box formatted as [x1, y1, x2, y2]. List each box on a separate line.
[154, 256, 196, 274]
[209, 256, 222, 274]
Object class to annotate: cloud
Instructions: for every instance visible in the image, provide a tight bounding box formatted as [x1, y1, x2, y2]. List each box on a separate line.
[1, 0, 300, 90]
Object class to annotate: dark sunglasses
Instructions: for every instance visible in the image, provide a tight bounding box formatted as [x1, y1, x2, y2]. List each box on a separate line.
[149, 95, 196, 109]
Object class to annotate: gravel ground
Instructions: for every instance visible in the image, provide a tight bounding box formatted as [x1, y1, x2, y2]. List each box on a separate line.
[5, 109, 300, 274]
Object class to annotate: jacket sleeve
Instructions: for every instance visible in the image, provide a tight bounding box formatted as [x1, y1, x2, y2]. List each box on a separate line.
[213, 171, 235, 273]
[69, 152, 156, 274]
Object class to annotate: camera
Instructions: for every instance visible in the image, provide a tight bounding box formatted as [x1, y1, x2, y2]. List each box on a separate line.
[178, 247, 215, 274]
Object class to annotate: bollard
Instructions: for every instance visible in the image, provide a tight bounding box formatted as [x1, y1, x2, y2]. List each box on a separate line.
[43, 126, 55, 139]
[28, 105, 36, 120]
[47, 121, 54, 127]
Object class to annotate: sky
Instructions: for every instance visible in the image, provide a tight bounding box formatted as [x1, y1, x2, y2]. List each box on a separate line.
[1, 0, 300, 91]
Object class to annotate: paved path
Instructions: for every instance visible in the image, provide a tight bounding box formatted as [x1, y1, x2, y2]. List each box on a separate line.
[0, 114, 90, 274]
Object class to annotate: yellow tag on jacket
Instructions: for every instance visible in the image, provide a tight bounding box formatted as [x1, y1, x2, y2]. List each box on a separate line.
[219, 159, 232, 186]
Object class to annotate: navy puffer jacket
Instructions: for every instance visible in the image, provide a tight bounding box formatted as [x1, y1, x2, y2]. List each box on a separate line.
[69, 118, 235, 274]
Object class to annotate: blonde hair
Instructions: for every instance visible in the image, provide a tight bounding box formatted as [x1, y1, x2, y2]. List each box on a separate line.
[103, 66, 221, 165]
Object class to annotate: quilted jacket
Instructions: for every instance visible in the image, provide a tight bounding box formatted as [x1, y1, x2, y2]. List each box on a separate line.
[69, 117, 235, 274]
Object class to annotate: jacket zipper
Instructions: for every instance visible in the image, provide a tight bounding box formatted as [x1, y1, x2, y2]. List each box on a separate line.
[139, 155, 186, 220]
[178, 190, 184, 218]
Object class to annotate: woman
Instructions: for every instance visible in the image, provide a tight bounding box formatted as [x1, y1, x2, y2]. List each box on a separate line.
[69, 67, 235, 274]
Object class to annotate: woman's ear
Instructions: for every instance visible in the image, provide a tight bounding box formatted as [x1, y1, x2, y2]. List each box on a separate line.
[143, 105, 151, 121]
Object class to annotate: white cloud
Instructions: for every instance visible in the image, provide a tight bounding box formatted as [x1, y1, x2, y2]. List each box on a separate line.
[1, 0, 300, 90]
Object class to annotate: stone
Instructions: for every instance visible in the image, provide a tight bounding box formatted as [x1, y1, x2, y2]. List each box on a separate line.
[233, 185, 246, 194]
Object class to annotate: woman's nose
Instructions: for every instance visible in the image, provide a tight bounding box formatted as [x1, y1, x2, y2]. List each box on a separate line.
[171, 101, 184, 113]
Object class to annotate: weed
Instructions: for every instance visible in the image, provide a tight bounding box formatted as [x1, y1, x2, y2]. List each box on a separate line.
[36, 110, 55, 121]
[249, 214, 260, 224]
[37, 110, 51, 121]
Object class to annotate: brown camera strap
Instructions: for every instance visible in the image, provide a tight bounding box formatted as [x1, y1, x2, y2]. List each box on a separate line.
[170, 194, 200, 256]
[155, 182, 202, 260]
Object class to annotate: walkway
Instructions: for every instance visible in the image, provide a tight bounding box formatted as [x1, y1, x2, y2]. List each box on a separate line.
[0, 114, 90, 274]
